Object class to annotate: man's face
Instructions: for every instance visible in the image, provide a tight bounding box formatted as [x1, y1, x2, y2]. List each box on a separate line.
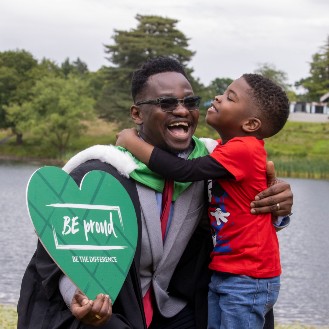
[132, 72, 199, 153]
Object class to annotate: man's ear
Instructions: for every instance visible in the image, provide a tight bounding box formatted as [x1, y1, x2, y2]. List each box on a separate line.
[131, 105, 143, 124]
[242, 117, 261, 133]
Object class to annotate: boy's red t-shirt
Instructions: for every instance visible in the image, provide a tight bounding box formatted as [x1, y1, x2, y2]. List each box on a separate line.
[208, 136, 281, 278]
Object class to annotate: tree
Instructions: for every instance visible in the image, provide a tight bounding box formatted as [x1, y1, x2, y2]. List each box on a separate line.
[97, 14, 196, 127]
[61, 57, 89, 78]
[0, 50, 38, 136]
[295, 36, 329, 101]
[254, 63, 290, 91]
[254, 62, 297, 101]
[5, 74, 95, 158]
[208, 78, 234, 96]
[193, 78, 234, 119]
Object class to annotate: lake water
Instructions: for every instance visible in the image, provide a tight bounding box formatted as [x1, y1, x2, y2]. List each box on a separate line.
[0, 162, 328, 326]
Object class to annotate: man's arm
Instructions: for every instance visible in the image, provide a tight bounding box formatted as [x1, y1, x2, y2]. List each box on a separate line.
[251, 161, 293, 217]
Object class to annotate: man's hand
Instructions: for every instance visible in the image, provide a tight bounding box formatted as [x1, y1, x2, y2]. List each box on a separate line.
[250, 161, 293, 216]
[71, 290, 112, 326]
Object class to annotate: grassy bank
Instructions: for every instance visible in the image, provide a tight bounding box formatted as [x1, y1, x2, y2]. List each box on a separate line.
[196, 120, 329, 179]
[0, 119, 118, 166]
[1, 120, 329, 179]
[0, 305, 17, 329]
[1, 304, 328, 329]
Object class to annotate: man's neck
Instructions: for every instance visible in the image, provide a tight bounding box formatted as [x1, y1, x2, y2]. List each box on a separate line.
[177, 143, 194, 159]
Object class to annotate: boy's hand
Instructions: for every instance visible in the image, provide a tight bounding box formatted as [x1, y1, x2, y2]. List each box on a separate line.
[71, 290, 112, 326]
[116, 128, 139, 148]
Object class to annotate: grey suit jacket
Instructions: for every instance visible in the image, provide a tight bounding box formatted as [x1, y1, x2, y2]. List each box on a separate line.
[137, 180, 206, 318]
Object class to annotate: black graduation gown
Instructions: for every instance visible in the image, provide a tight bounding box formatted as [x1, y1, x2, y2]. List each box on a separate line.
[17, 159, 213, 329]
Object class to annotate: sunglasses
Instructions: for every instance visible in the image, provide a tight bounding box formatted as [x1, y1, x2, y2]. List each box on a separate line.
[135, 96, 201, 112]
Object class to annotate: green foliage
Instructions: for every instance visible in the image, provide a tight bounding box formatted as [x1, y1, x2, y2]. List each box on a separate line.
[0, 50, 38, 129]
[0, 119, 117, 161]
[105, 14, 195, 68]
[200, 63, 297, 107]
[200, 77, 234, 112]
[32, 58, 62, 78]
[295, 35, 329, 101]
[61, 57, 89, 77]
[5, 74, 95, 158]
[97, 14, 196, 127]
[208, 78, 234, 96]
[254, 62, 291, 91]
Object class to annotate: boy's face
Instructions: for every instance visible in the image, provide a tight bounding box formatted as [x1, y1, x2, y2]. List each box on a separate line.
[131, 72, 199, 153]
[205, 77, 257, 140]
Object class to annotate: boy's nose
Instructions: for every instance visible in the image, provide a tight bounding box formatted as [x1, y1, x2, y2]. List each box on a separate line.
[215, 95, 222, 102]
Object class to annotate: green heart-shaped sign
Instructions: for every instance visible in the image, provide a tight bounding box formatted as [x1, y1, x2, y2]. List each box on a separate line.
[27, 166, 138, 303]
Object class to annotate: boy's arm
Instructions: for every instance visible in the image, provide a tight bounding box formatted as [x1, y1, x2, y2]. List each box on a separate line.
[149, 147, 233, 181]
[116, 129, 293, 218]
[116, 128, 233, 181]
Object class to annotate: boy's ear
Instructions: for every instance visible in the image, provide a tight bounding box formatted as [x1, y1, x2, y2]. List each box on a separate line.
[242, 117, 261, 133]
[131, 105, 143, 124]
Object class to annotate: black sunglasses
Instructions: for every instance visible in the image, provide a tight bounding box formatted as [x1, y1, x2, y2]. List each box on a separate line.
[135, 96, 201, 112]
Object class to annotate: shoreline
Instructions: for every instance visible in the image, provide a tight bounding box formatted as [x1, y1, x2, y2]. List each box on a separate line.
[0, 303, 328, 329]
[0, 154, 64, 166]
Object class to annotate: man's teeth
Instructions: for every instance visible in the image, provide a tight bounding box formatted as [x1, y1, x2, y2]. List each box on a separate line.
[168, 122, 189, 132]
[168, 122, 188, 127]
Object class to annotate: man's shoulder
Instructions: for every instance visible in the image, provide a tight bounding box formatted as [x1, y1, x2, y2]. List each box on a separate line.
[63, 145, 138, 180]
[69, 159, 119, 181]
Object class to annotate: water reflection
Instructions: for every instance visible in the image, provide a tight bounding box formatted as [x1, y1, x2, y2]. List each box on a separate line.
[0, 164, 328, 326]
[0, 162, 38, 304]
[275, 178, 329, 326]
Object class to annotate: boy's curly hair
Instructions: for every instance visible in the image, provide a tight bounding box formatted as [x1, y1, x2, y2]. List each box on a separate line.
[131, 56, 188, 102]
[243, 73, 290, 138]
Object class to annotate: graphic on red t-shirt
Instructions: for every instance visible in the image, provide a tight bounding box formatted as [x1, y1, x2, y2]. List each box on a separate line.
[208, 180, 232, 253]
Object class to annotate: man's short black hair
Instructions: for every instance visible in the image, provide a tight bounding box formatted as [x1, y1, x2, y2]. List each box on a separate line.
[243, 73, 290, 138]
[131, 56, 188, 102]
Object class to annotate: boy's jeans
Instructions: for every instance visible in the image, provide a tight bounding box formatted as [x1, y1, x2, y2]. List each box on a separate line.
[208, 272, 280, 329]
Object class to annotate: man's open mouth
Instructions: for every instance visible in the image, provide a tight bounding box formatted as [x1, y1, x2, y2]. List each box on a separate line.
[167, 122, 190, 138]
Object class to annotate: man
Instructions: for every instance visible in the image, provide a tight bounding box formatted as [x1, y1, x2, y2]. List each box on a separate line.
[17, 57, 293, 329]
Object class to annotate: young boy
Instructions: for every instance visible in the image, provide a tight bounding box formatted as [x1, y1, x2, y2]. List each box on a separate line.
[116, 73, 290, 329]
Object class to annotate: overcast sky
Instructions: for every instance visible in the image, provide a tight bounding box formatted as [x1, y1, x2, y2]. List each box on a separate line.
[0, 0, 328, 85]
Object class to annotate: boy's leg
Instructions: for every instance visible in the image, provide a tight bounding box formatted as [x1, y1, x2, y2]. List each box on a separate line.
[252, 276, 280, 327]
[214, 273, 280, 329]
[208, 273, 222, 329]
